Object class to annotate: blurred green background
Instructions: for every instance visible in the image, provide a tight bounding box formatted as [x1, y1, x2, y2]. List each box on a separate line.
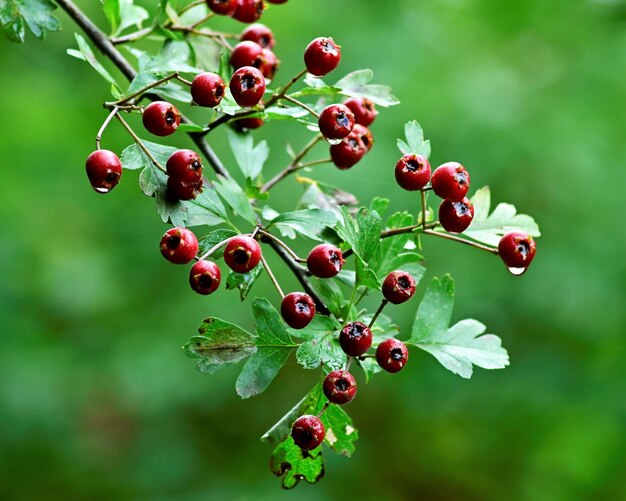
[1, 0, 625, 499]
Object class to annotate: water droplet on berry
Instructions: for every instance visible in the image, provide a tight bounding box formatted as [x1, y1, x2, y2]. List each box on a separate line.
[326, 138, 342, 146]
[94, 186, 110, 193]
[507, 266, 527, 276]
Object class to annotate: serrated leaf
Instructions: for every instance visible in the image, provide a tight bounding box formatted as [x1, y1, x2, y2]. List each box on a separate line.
[129, 41, 202, 75]
[409, 276, 509, 378]
[121, 139, 176, 170]
[464, 186, 541, 246]
[236, 298, 296, 398]
[0, 0, 59, 42]
[225, 265, 263, 301]
[198, 229, 237, 260]
[227, 128, 269, 179]
[335, 69, 399, 107]
[296, 179, 358, 214]
[214, 175, 257, 226]
[321, 403, 358, 457]
[294, 316, 346, 371]
[67, 33, 119, 89]
[335, 206, 382, 263]
[267, 208, 339, 241]
[155, 185, 186, 226]
[188, 185, 229, 223]
[138, 164, 165, 197]
[270, 438, 324, 490]
[397, 120, 431, 158]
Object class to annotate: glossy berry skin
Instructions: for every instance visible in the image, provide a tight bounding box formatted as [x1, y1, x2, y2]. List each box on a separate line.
[431, 162, 470, 202]
[291, 415, 325, 450]
[439, 198, 475, 234]
[191, 72, 226, 108]
[352, 124, 374, 151]
[167, 177, 203, 201]
[142, 101, 180, 137]
[304, 37, 341, 76]
[160, 228, 198, 265]
[318, 104, 355, 140]
[306, 244, 344, 278]
[281, 292, 316, 329]
[376, 338, 409, 373]
[257, 48, 279, 80]
[395, 154, 431, 191]
[330, 132, 367, 170]
[189, 260, 221, 295]
[230, 41, 264, 69]
[85, 150, 122, 194]
[498, 232, 537, 269]
[382, 270, 417, 305]
[340, 322, 373, 357]
[241, 23, 275, 49]
[166, 149, 203, 184]
[229, 66, 266, 108]
[344, 97, 378, 127]
[224, 235, 261, 273]
[234, 117, 264, 131]
[323, 370, 357, 405]
[206, 0, 237, 15]
[232, 0, 264, 23]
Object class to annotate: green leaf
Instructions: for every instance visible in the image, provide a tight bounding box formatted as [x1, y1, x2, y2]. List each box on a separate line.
[155, 187, 186, 227]
[409, 276, 509, 378]
[214, 175, 257, 226]
[236, 299, 296, 398]
[321, 403, 358, 457]
[335, 69, 399, 107]
[128, 41, 201, 75]
[198, 229, 237, 260]
[464, 186, 541, 246]
[297, 179, 358, 214]
[113, 0, 148, 37]
[267, 208, 339, 241]
[183, 318, 257, 375]
[397, 120, 431, 158]
[312, 279, 344, 317]
[261, 387, 322, 445]
[225, 265, 263, 301]
[138, 163, 165, 197]
[0, 0, 59, 42]
[355, 256, 379, 289]
[121, 140, 176, 171]
[294, 316, 346, 371]
[335, 206, 382, 263]
[357, 357, 383, 383]
[102, 0, 121, 34]
[270, 438, 324, 489]
[227, 129, 269, 180]
[188, 186, 229, 224]
[67, 33, 119, 89]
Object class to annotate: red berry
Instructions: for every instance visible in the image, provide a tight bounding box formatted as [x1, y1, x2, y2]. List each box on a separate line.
[351, 124, 374, 151]
[339, 321, 373, 357]
[229, 66, 266, 108]
[395, 154, 431, 191]
[291, 415, 325, 450]
[230, 41, 264, 69]
[304, 37, 341, 77]
[233, 117, 264, 131]
[257, 48, 279, 80]
[189, 260, 221, 295]
[439, 198, 474, 234]
[498, 232, 537, 270]
[318, 104, 355, 140]
[376, 339, 409, 373]
[431, 162, 470, 202]
[281, 292, 316, 329]
[382, 271, 417, 305]
[206, 0, 237, 15]
[142, 101, 180, 137]
[166, 149, 203, 185]
[167, 177, 203, 201]
[330, 132, 367, 170]
[241, 23, 275, 49]
[344, 97, 378, 127]
[323, 370, 357, 405]
[306, 244, 344, 278]
[232, 0, 264, 23]
[160, 228, 198, 265]
[85, 149, 122, 194]
[224, 235, 262, 273]
[191, 72, 226, 108]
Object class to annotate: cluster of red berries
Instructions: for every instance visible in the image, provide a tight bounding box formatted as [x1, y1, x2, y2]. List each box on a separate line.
[206, 0, 287, 25]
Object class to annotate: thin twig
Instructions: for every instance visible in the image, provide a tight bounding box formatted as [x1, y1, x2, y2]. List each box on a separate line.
[422, 229, 499, 254]
[282, 95, 319, 118]
[179, 0, 205, 16]
[110, 26, 155, 45]
[190, 12, 215, 29]
[96, 106, 119, 150]
[258, 230, 306, 263]
[114, 114, 166, 173]
[420, 190, 427, 229]
[116, 72, 180, 105]
[368, 300, 388, 328]
[260, 254, 285, 299]
[199, 238, 231, 261]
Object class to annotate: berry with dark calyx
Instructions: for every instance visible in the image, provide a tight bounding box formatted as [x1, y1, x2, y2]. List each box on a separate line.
[230, 41, 264, 69]
[291, 415, 325, 450]
[229, 66, 266, 108]
[167, 177, 203, 201]
[85, 149, 122, 194]
[241, 23, 275, 48]
[191, 72, 226, 108]
[431, 162, 470, 201]
[160, 228, 198, 265]
[382, 270, 417, 305]
[189, 260, 221, 295]
[206, 0, 237, 15]
[304, 37, 341, 76]
[142, 101, 181, 137]
[395, 154, 431, 191]
[323, 370, 357, 404]
[330, 132, 367, 170]
[281, 292, 316, 329]
[257, 48, 279, 80]
[306, 244, 344, 278]
[376, 338, 409, 373]
[318, 104, 355, 140]
[166, 149, 203, 185]
[232, 0, 264, 23]
[344, 97, 378, 127]
[224, 235, 262, 273]
[339, 321, 373, 357]
[498, 231, 537, 270]
[352, 124, 374, 151]
[439, 197, 475, 234]
[233, 117, 264, 131]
